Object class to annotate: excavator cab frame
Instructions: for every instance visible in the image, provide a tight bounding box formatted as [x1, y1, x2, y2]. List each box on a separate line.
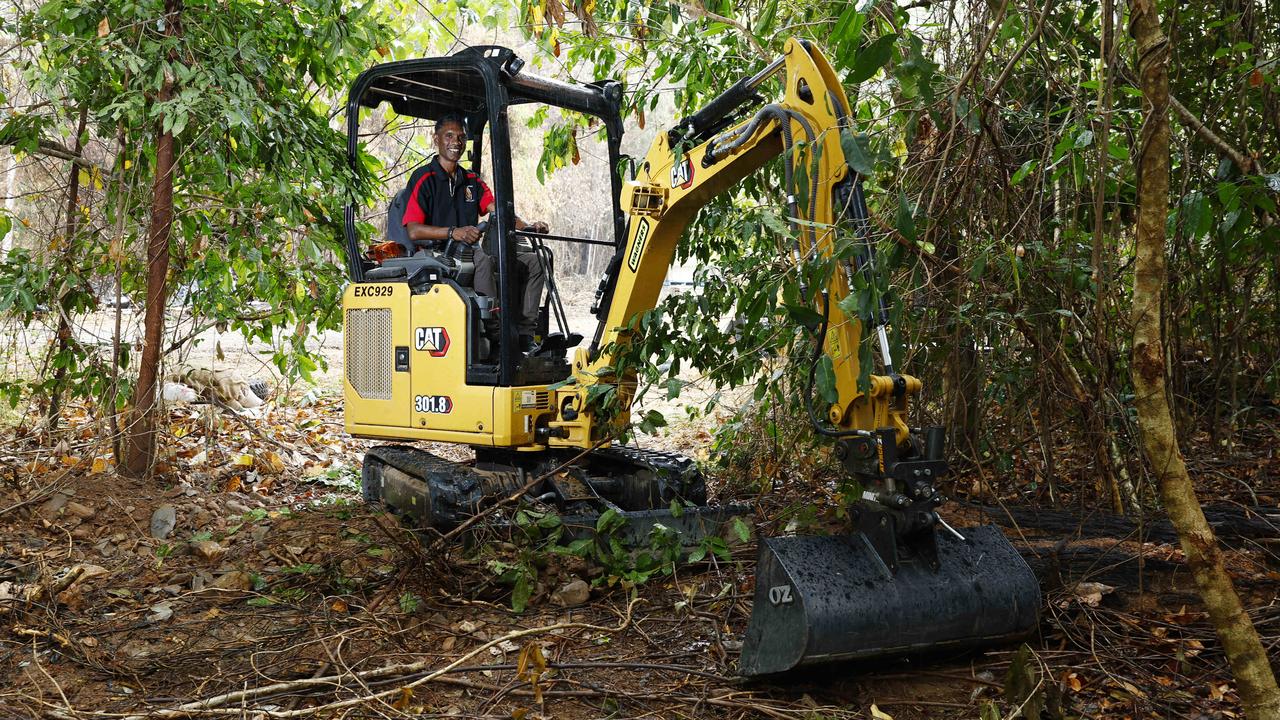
[342, 46, 626, 387]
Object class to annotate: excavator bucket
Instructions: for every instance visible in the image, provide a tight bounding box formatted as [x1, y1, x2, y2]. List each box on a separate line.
[738, 525, 1039, 676]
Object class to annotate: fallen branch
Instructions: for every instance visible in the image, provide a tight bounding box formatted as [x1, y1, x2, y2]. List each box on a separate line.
[130, 598, 643, 719]
[423, 436, 612, 554]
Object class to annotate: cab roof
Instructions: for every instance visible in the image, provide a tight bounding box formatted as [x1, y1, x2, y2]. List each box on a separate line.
[353, 45, 623, 123]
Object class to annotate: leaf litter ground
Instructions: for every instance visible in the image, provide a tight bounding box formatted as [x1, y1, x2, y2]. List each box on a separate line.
[1, 396, 1277, 719]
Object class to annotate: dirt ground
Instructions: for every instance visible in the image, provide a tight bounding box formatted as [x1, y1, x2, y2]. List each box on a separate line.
[1, 296, 1277, 718]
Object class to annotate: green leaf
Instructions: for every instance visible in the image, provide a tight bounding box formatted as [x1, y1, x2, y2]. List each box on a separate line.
[784, 303, 825, 326]
[848, 34, 898, 85]
[840, 129, 875, 176]
[895, 191, 916, 241]
[511, 574, 532, 612]
[815, 356, 838, 404]
[731, 517, 751, 543]
[969, 251, 988, 281]
[831, 5, 865, 52]
[547, 376, 578, 391]
[596, 507, 624, 534]
[564, 538, 594, 556]
[755, 0, 778, 38]
[639, 409, 667, 433]
[1180, 191, 1209, 239]
[1011, 159, 1037, 186]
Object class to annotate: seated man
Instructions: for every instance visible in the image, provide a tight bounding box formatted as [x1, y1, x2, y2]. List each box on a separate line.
[402, 113, 549, 353]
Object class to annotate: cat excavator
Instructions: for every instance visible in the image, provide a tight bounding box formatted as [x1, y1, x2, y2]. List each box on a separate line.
[340, 39, 1039, 676]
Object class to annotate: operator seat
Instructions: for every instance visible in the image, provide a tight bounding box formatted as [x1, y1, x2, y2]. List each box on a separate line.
[382, 186, 476, 287]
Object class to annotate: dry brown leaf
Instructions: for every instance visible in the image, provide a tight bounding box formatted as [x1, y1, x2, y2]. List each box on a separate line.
[1117, 679, 1147, 699]
[257, 451, 285, 475]
[516, 641, 548, 703]
[545, 0, 565, 27]
[97, 17, 110, 37]
[331, 599, 348, 613]
[1249, 69, 1265, 88]
[1069, 581, 1114, 607]
[392, 686, 413, 710]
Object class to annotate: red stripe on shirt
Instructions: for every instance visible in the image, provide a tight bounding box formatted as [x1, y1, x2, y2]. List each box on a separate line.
[401, 171, 435, 226]
[479, 180, 494, 215]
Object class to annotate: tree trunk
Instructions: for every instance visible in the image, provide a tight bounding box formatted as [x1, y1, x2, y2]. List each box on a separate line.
[121, 0, 182, 478]
[1128, 3, 1280, 717]
[46, 105, 89, 427]
[943, 282, 981, 461]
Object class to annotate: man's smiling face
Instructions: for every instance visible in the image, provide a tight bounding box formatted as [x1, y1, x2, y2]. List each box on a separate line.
[435, 120, 467, 165]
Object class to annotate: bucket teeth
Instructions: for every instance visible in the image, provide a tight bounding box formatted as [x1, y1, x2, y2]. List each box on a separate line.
[738, 525, 1040, 676]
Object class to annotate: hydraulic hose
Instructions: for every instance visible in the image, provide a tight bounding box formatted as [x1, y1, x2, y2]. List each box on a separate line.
[705, 103, 848, 437]
[804, 290, 872, 439]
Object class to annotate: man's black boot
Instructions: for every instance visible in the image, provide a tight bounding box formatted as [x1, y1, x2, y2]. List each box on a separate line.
[518, 334, 538, 354]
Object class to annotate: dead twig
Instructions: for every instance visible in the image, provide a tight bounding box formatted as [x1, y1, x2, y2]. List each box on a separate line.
[130, 598, 644, 718]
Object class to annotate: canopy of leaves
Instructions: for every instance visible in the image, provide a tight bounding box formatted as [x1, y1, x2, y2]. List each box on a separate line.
[474, 0, 1278, 487]
[0, 0, 392, 405]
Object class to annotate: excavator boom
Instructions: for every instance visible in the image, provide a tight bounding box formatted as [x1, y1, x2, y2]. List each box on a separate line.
[553, 38, 1040, 674]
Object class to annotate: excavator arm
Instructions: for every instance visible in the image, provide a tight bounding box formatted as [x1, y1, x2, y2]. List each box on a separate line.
[553, 38, 930, 505]
[549, 38, 1039, 676]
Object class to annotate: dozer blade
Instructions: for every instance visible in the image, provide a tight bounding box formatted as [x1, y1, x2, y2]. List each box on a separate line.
[738, 525, 1039, 676]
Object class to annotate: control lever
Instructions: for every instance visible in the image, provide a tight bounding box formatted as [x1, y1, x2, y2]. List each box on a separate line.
[442, 220, 489, 261]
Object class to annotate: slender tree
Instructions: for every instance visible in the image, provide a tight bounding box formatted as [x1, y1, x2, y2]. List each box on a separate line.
[121, 0, 180, 476]
[2, 0, 391, 466]
[1129, 1, 1280, 716]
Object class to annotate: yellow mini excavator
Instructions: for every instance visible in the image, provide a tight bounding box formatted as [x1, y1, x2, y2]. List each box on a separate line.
[340, 40, 1040, 676]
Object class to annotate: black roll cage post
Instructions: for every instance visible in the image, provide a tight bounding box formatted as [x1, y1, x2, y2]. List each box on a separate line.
[342, 46, 626, 386]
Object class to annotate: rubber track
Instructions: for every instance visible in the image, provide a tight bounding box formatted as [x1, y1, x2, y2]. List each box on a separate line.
[592, 444, 706, 503]
[367, 444, 466, 478]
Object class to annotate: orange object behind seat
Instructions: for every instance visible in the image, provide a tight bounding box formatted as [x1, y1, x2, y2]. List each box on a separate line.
[368, 241, 406, 263]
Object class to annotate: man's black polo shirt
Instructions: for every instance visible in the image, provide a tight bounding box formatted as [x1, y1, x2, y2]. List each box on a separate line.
[401, 157, 494, 232]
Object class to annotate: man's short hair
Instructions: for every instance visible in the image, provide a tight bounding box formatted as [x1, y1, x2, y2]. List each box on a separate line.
[435, 112, 466, 135]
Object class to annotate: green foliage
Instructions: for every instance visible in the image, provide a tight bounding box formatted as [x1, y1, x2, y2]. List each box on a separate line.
[153, 542, 174, 567]
[480, 502, 744, 612]
[847, 33, 898, 85]
[0, 0, 393, 408]
[398, 591, 423, 614]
